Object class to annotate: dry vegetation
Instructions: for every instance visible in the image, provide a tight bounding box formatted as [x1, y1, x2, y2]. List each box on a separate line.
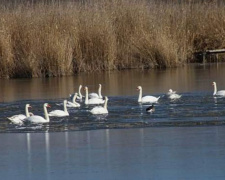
[0, 0, 225, 78]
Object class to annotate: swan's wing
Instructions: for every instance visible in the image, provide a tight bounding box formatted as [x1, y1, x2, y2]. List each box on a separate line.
[88, 98, 105, 104]
[216, 90, 225, 96]
[24, 115, 46, 123]
[89, 93, 99, 99]
[48, 110, 69, 117]
[8, 114, 26, 121]
[67, 101, 80, 107]
[90, 107, 107, 114]
[169, 94, 182, 99]
[142, 96, 158, 103]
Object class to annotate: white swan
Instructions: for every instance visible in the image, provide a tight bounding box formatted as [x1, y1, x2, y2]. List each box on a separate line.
[167, 89, 182, 100]
[84, 87, 105, 105]
[24, 103, 51, 124]
[7, 104, 32, 125]
[67, 93, 81, 107]
[89, 84, 103, 99]
[137, 86, 160, 103]
[90, 97, 109, 114]
[213, 82, 225, 96]
[168, 93, 182, 100]
[49, 100, 69, 117]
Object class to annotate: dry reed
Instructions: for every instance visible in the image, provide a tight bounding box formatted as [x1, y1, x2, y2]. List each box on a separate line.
[0, 0, 225, 78]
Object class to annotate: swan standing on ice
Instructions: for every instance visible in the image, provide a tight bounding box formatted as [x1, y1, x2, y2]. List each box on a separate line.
[137, 86, 160, 103]
[84, 87, 105, 105]
[7, 104, 32, 125]
[212, 82, 225, 96]
[67, 93, 80, 107]
[90, 97, 109, 114]
[89, 84, 103, 99]
[24, 103, 51, 124]
[49, 100, 69, 117]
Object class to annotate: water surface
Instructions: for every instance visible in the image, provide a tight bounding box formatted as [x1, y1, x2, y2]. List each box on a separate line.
[0, 127, 225, 180]
[1, 63, 225, 132]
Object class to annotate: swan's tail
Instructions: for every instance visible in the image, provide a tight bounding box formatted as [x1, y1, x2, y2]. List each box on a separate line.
[7, 117, 13, 121]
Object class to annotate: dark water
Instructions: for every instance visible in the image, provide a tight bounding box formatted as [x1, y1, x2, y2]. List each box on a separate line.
[0, 63, 225, 132]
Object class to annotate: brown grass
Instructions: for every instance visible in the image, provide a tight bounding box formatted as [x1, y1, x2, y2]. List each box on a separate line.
[0, 0, 225, 78]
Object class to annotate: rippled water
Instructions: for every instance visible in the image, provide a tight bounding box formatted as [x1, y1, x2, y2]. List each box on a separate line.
[1, 63, 225, 132]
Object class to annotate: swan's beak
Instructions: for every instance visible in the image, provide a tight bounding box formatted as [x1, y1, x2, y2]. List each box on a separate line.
[47, 104, 51, 108]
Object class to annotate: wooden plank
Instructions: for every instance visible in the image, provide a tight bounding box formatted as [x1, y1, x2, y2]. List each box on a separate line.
[205, 49, 225, 54]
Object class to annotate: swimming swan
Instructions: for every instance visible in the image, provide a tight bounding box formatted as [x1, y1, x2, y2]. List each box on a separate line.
[137, 86, 160, 103]
[90, 97, 109, 114]
[89, 84, 103, 99]
[167, 89, 182, 100]
[24, 103, 51, 124]
[168, 93, 182, 100]
[213, 82, 225, 96]
[49, 100, 69, 117]
[67, 93, 80, 107]
[7, 104, 32, 125]
[84, 87, 105, 105]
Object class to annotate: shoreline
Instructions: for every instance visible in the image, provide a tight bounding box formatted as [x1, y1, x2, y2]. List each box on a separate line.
[1, 1, 225, 78]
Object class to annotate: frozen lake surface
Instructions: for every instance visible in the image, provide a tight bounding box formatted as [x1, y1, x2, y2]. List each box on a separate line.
[0, 126, 225, 180]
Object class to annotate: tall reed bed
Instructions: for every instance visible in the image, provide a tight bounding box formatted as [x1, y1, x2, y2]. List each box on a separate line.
[0, 0, 225, 78]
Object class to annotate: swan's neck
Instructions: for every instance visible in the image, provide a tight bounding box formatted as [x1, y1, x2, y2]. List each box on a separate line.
[138, 89, 142, 102]
[72, 94, 77, 103]
[213, 84, 217, 95]
[63, 101, 68, 113]
[104, 99, 108, 109]
[25, 106, 30, 117]
[85, 89, 89, 104]
[44, 105, 50, 122]
[78, 86, 82, 98]
[98, 86, 102, 98]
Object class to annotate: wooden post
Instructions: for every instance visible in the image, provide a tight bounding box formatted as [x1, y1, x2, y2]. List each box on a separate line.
[202, 52, 206, 64]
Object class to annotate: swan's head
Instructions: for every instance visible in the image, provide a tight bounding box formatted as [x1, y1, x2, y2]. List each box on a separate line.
[26, 104, 32, 108]
[79, 85, 82, 89]
[99, 84, 102, 87]
[63, 100, 68, 104]
[212, 82, 216, 86]
[84, 86, 88, 91]
[44, 103, 51, 108]
[104, 96, 108, 101]
[136, 86, 142, 91]
[168, 89, 173, 93]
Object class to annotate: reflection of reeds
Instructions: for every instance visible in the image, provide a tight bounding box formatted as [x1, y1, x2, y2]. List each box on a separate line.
[0, 0, 225, 78]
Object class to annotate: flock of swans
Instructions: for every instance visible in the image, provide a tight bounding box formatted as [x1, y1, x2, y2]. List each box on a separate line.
[6, 81, 225, 126]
